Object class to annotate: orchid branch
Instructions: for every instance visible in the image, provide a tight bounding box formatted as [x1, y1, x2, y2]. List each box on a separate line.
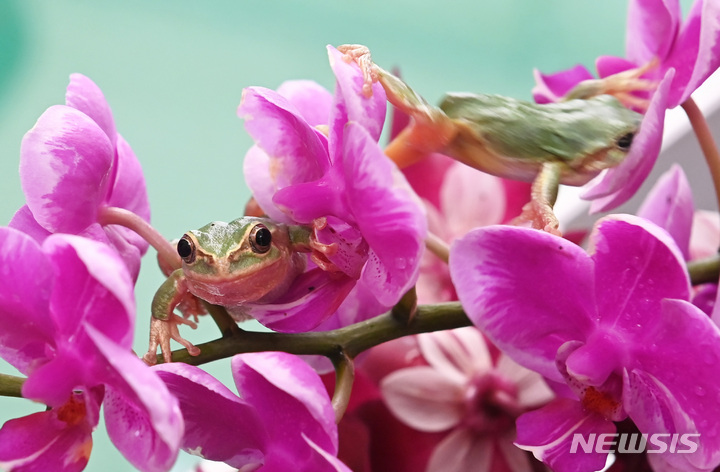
[331, 352, 355, 423]
[0, 373, 24, 398]
[682, 98, 720, 215]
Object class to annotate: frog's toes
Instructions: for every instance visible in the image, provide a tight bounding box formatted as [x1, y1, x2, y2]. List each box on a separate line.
[337, 43, 378, 97]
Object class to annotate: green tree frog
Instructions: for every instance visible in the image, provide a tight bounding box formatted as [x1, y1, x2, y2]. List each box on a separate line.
[338, 44, 649, 234]
[145, 217, 320, 364]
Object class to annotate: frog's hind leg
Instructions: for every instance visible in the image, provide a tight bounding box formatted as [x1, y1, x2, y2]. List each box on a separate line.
[511, 161, 562, 236]
[338, 44, 458, 168]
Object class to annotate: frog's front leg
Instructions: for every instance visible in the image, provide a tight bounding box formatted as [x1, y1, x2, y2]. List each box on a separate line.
[143, 269, 201, 365]
[338, 44, 457, 168]
[511, 162, 562, 236]
[562, 60, 657, 110]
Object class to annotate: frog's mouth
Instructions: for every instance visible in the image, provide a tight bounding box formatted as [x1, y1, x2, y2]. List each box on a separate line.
[185, 254, 303, 306]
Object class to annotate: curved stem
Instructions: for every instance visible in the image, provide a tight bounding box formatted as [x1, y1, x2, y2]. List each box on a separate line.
[161, 302, 471, 366]
[682, 98, 720, 214]
[425, 232, 450, 263]
[688, 253, 720, 285]
[0, 373, 24, 398]
[98, 206, 180, 271]
[331, 352, 355, 423]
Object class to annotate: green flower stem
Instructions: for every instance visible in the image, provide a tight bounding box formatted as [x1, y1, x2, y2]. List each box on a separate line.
[688, 254, 720, 285]
[162, 301, 471, 366]
[331, 352, 355, 423]
[98, 206, 180, 271]
[0, 373, 24, 398]
[682, 98, 720, 216]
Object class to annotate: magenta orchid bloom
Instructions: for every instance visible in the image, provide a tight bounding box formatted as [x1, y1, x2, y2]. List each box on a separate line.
[533, 0, 720, 213]
[0, 227, 182, 472]
[10, 74, 151, 281]
[238, 45, 426, 331]
[381, 327, 553, 472]
[449, 215, 720, 472]
[155, 352, 350, 471]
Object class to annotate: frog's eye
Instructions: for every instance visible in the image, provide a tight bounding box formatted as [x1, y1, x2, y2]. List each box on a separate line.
[616, 132, 634, 150]
[177, 235, 196, 263]
[250, 224, 272, 254]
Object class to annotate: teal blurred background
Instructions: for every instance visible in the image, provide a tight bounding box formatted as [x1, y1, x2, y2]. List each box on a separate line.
[0, 1, 632, 470]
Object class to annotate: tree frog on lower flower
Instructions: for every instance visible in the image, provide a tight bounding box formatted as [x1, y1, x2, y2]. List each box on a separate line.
[338, 44, 650, 234]
[144, 216, 326, 364]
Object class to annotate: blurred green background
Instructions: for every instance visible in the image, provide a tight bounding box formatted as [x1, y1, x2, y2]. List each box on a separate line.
[0, 0, 632, 470]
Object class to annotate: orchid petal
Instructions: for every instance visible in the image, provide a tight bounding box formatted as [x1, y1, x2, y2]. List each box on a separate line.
[595, 55, 639, 78]
[343, 123, 426, 306]
[515, 399, 614, 472]
[690, 210, 720, 260]
[440, 164, 506, 236]
[532, 64, 594, 104]
[303, 434, 353, 472]
[496, 354, 555, 408]
[625, 0, 681, 64]
[401, 153, 454, 210]
[238, 86, 329, 186]
[426, 428, 492, 472]
[417, 327, 492, 384]
[327, 45, 386, 142]
[20, 105, 113, 234]
[583, 69, 674, 210]
[65, 73, 117, 145]
[626, 298, 720, 470]
[589, 215, 690, 331]
[43, 234, 135, 348]
[0, 410, 93, 472]
[637, 164, 694, 258]
[232, 352, 338, 468]
[450, 225, 596, 381]
[242, 145, 292, 223]
[89, 327, 183, 472]
[8, 205, 51, 243]
[381, 366, 464, 432]
[0, 227, 54, 374]
[244, 269, 355, 332]
[154, 363, 266, 469]
[276, 80, 333, 127]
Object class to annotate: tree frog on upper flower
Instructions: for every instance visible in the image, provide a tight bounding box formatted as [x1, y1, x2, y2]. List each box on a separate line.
[144, 216, 326, 364]
[338, 44, 652, 235]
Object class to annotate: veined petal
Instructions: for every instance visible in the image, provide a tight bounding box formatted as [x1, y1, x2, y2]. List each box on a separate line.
[588, 215, 690, 332]
[426, 428, 492, 472]
[625, 0, 681, 64]
[238, 86, 330, 186]
[88, 327, 183, 472]
[0, 409, 93, 472]
[515, 398, 614, 472]
[232, 352, 338, 469]
[20, 105, 113, 234]
[381, 366, 464, 432]
[626, 298, 720, 471]
[637, 165, 694, 259]
[665, 0, 720, 106]
[327, 45, 386, 142]
[43, 234, 135, 348]
[154, 363, 266, 469]
[343, 123, 426, 306]
[417, 328, 492, 384]
[65, 73, 117, 145]
[276, 80, 333, 127]
[449, 226, 596, 381]
[244, 269, 355, 332]
[532, 64, 595, 104]
[583, 69, 674, 210]
[0, 227, 54, 374]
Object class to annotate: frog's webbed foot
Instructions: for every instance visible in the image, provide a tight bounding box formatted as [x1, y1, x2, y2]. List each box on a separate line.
[143, 314, 200, 365]
[511, 200, 562, 236]
[337, 44, 378, 98]
[510, 162, 563, 237]
[565, 59, 658, 111]
[308, 217, 342, 272]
